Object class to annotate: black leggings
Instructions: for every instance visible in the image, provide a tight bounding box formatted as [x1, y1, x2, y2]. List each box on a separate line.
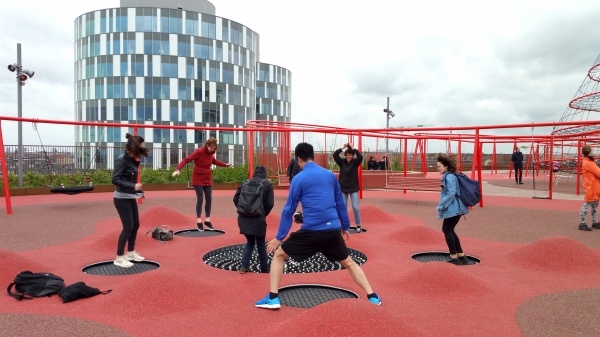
[114, 198, 140, 256]
[442, 215, 463, 255]
[193, 185, 213, 218]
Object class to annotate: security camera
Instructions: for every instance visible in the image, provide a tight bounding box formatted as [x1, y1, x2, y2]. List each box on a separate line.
[7, 63, 18, 72]
[383, 108, 388, 112]
[22, 69, 34, 78]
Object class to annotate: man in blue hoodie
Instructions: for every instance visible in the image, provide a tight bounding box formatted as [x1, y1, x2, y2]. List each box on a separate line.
[254, 142, 381, 309]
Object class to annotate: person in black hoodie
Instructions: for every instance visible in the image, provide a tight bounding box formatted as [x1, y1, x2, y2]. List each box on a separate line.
[511, 147, 524, 184]
[367, 156, 379, 170]
[333, 143, 363, 232]
[286, 157, 301, 182]
[112, 133, 149, 268]
[233, 166, 274, 273]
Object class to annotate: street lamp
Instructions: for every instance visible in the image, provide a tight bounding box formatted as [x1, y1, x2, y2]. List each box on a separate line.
[383, 97, 395, 170]
[7, 43, 35, 187]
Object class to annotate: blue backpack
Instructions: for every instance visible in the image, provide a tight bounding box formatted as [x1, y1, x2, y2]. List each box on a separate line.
[447, 173, 481, 207]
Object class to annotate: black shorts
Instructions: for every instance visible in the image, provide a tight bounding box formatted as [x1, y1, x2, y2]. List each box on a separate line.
[280, 229, 349, 262]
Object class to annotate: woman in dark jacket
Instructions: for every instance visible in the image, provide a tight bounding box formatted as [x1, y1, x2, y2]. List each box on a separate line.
[112, 133, 148, 268]
[333, 143, 363, 232]
[233, 166, 274, 273]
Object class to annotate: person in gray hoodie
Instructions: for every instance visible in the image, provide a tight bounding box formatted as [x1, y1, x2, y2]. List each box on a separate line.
[233, 166, 274, 273]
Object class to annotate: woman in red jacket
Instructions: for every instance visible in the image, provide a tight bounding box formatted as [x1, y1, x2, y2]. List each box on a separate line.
[173, 137, 231, 230]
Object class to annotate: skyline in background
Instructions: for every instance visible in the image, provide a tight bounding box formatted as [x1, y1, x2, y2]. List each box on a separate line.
[2, 0, 600, 154]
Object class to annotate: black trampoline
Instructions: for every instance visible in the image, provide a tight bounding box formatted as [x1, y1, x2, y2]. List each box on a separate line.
[174, 229, 225, 237]
[278, 284, 358, 308]
[82, 260, 160, 275]
[411, 251, 480, 265]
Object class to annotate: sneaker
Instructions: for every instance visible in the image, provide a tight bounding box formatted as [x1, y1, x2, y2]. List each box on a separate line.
[239, 267, 250, 274]
[126, 250, 145, 262]
[592, 223, 600, 229]
[368, 292, 382, 305]
[579, 224, 592, 231]
[448, 257, 462, 265]
[114, 255, 134, 268]
[255, 294, 281, 309]
[355, 226, 362, 233]
[196, 222, 204, 231]
[204, 221, 214, 230]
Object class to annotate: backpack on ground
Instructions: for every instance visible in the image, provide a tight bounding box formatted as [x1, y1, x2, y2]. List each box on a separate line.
[452, 173, 481, 206]
[7, 271, 65, 301]
[237, 179, 265, 217]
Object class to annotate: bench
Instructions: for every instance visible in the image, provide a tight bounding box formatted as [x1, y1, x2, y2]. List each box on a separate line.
[385, 176, 441, 192]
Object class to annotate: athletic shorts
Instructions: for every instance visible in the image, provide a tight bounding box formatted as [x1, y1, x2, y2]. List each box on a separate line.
[280, 229, 349, 262]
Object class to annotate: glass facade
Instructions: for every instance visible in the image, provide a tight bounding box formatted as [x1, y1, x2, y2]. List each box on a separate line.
[255, 63, 292, 148]
[74, 4, 291, 167]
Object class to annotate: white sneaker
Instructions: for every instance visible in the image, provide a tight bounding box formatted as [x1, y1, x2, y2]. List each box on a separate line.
[114, 255, 134, 268]
[356, 227, 362, 233]
[126, 250, 145, 262]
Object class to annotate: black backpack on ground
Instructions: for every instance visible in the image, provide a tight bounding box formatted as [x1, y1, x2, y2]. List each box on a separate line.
[236, 178, 266, 217]
[7, 271, 65, 301]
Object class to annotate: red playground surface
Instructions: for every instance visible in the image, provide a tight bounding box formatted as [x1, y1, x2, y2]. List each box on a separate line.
[1, 184, 599, 336]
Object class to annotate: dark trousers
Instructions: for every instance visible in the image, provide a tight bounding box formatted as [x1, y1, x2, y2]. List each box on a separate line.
[242, 235, 268, 272]
[114, 198, 140, 256]
[514, 166, 523, 182]
[193, 185, 212, 218]
[442, 215, 463, 255]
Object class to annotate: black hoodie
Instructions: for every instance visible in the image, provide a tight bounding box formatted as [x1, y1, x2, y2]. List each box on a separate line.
[233, 166, 274, 237]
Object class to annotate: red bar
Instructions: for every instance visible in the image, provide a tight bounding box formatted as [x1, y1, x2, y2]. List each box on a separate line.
[0, 121, 13, 214]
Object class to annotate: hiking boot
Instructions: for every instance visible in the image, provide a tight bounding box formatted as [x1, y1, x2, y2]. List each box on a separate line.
[592, 223, 600, 229]
[239, 267, 250, 274]
[126, 250, 145, 262]
[368, 292, 382, 305]
[255, 294, 281, 309]
[579, 224, 592, 231]
[204, 221, 214, 230]
[114, 255, 134, 268]
[196, 222, 204, 231]
[448, 257, 462, 265]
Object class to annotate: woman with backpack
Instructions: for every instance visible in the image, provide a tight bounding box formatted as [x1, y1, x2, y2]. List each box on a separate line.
[172, 137, 231, 231]
[436, 154, 469, 265]
[112, 133, 148, 268]
[233, 166, 274, 273]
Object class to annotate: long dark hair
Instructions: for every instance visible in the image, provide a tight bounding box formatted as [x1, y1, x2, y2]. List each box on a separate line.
[437, 153, 458, 173]
[125, 133, 149, 158]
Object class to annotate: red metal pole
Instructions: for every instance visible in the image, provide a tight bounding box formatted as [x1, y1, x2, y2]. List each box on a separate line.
[403, 138, 408, 177]
[358, 132, 363, 200]
[475, 129, 483, 207]
[0, 121, 13, 214]
[249, 130, 254, 179]
[458, 140, 462, 172]
[549, 135, 554, 200]
[576, 140, 581, 195]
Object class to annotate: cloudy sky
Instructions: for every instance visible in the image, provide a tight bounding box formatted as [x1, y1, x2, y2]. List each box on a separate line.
[1, 0, 599, 153]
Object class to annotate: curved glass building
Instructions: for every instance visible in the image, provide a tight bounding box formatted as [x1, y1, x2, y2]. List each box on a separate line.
[74, 0, 291, 168]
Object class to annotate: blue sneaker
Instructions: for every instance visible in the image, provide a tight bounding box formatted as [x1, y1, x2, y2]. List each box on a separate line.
[255, 294, 281, 309]
[368, 293, 381, 305]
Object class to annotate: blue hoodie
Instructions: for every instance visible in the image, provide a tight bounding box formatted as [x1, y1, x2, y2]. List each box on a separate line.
[276, 162, 350, 241]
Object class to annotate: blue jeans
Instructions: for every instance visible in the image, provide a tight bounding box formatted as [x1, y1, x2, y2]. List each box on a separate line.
[342, 192, 361, 226]
[242, 235, 268, 273]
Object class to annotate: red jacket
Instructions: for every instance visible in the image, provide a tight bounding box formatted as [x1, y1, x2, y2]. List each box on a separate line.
[176, 146, 228, 186]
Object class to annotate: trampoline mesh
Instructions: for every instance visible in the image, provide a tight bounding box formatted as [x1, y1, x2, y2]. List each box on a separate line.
[279, 285, 358, 308]
[412, 252, 480, 265]
[82, 261, 160, 275]
[203, 244, 367, 273]
[174, 229, 225, 237]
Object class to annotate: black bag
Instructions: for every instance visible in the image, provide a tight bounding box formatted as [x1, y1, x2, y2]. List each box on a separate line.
[7, 271, 65, 301]
[58, 282, 111, 303]
[146, 225, 174, 242]
[236, 179, 265, 217]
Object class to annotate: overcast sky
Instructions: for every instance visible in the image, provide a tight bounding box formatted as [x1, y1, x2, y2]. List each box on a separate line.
[1, 0, 599, 153]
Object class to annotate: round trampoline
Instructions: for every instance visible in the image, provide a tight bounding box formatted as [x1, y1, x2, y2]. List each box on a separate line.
[82, 260, 160, 275]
